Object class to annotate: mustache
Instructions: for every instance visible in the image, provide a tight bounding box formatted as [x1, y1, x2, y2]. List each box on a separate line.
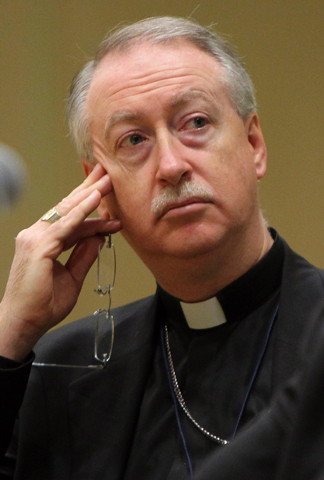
[151, 181, 214, 217]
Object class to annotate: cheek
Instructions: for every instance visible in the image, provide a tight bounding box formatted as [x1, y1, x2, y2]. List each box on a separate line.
[96, 157, 138, 217]
[203, 141, 258, 216]
[213, 135, 257, 183]
[99, 193, 119, 220]
[105, 176, 151, 226]
[107, 159, 156, 212]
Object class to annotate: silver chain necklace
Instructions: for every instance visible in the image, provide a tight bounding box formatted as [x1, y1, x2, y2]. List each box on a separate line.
[164, 324, 229, 445]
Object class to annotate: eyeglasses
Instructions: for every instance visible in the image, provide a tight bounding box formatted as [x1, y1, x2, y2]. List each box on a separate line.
[33, 235, 116, 369]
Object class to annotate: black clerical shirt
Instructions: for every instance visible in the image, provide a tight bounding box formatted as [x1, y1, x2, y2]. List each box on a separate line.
[123, 229, 285, 479]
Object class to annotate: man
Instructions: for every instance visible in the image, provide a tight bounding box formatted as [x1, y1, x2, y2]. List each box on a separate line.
[0, 16, 323, 479]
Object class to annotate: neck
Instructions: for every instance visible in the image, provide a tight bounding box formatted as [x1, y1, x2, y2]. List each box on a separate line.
[152, 222, 273, 302]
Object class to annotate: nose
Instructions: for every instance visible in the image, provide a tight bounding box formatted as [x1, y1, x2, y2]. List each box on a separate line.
[155, 133, 192, 186]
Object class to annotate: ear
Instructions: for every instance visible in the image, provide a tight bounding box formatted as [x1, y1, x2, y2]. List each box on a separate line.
[245, 114, 267, 180]
[82, 160, 114, 220]
[82, 161, 94, 177]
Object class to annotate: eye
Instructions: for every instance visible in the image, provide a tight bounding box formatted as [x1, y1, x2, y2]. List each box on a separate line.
[192, 117, 208, 128]
[118, 132, 146, 148]
[182, 116, 209, 131]
[128, 133, 144, 145]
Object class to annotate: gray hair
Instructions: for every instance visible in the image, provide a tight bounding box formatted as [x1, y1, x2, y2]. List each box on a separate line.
[67, 16, 257, 162]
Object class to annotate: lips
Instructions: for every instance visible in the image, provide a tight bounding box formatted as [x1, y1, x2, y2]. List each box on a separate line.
[159, 196, 211, 218]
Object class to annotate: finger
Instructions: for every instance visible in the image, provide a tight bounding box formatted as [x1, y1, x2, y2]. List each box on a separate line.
[55, 175, 112, 217]
[82, 162, 105, 182]
[63, 164, 113, 206]
[21, 189, 119, 265]
[47, 190, 105, 242]
[39, 167, 113, 223]
[74, 163, 106, 190]
[65, 163, 105, 197]
[65, 168, 111, 203]
[61, 218, 122, 251]
[29, 190, 103, 261]
[65, 235, 103, 287]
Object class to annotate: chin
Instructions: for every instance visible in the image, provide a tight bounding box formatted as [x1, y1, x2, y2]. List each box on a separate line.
[121, 218, 232, 262]
[165, 238, 221, 259]
[153, 232, 226, 262]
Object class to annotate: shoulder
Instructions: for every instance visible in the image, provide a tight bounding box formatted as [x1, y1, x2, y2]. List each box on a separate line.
[274, 236, 324, 383]
[34, 293, 159, 366]
[281, 236, 324, 291]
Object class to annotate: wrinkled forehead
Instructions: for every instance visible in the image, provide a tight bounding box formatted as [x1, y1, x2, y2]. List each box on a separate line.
[85, 40, 228, 118]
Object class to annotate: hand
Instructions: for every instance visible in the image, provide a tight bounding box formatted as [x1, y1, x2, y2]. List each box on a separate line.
[0, 164, 122, 362]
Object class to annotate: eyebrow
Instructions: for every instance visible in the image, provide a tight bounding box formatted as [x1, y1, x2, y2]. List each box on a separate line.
[170, 89, 212, 108]
[104, 89, 216, 139]
[170, 89, 222, 122]
[104, 111, 145, 139]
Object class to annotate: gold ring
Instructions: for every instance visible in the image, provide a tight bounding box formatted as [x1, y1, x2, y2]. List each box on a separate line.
[41, 207, 62, 223]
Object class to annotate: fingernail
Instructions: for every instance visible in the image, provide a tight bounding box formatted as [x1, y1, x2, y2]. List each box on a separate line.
[98, 174, 110, 184]
[89, 189, 100, 199]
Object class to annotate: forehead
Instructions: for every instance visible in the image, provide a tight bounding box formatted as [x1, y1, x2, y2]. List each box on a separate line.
[86, 41, 229, 124]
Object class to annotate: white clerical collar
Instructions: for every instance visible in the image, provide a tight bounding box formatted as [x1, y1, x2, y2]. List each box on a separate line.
[180, 296, 227, 330]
